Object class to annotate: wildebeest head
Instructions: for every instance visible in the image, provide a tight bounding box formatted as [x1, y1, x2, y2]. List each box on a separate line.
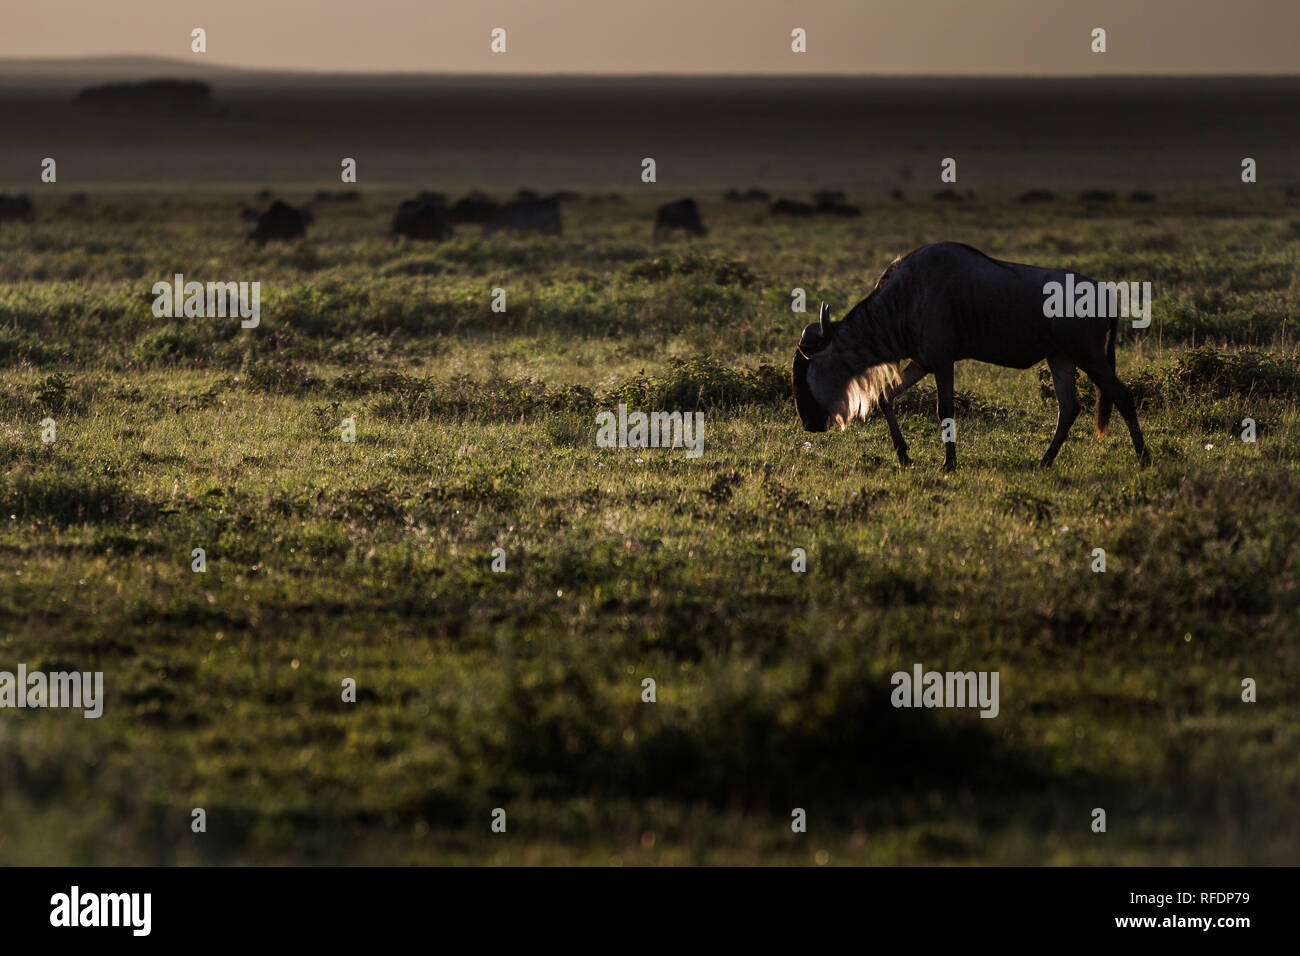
[792, 302, 834, 431]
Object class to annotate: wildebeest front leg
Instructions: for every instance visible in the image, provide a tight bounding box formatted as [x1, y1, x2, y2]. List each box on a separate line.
[880, 401, 911, 467]
[934, 363, 957, 470]
[1040, 355, 1081, 467]
[880, 362, 927, 467]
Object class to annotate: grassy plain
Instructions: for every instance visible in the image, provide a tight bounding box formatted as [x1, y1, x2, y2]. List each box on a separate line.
[0, 190, 1297, 864]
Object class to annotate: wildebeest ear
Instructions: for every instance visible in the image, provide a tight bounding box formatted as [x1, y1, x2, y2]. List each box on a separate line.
[818, 302, 829, 333]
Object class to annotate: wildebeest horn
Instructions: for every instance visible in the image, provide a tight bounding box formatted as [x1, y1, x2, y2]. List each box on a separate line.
[818, 302, 829, 334]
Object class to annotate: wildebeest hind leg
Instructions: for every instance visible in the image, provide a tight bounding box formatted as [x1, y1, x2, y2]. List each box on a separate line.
[935, 363, 957, 471]
[1080, 361, 1150, 465]
[1040, 356, 1080, 467]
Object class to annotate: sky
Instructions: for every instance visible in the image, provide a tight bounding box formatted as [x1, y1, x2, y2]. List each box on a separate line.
[2, 0, 1298, 75]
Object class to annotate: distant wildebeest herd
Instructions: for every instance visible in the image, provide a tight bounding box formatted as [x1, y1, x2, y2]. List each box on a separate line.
[0, 195, 34, 224]
[0, 186, 1186, 243]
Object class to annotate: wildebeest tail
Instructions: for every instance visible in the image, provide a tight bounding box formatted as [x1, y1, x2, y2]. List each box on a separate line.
[1095, 312, 1116, 438]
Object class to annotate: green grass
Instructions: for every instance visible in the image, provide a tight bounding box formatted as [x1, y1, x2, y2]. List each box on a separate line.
[0, 192, 1297, 864]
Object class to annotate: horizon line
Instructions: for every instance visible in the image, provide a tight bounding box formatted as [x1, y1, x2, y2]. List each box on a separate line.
[1, 55, 1298, 81]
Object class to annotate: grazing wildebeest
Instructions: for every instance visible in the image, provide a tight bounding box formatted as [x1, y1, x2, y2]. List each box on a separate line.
[1019, 189, 1056, 203]
[0, 195, 35, 223]
[815, 199, 861, 217]
[451, 191, 499, 224]
[315, 190, 361, 203]
[391, 198, 452, 241]
[483, 196, 562, 237]
[247, 200, 309, 245]
[791, 242, 1148, 471]
[771, 198, 816, 217]
[654, 198, 707, 239]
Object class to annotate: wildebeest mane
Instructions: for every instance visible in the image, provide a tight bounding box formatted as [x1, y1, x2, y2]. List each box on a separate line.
[805, 255, 912, 423]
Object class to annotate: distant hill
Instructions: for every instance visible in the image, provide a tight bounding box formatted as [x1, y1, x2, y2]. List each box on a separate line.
[0, 56, 247, 82]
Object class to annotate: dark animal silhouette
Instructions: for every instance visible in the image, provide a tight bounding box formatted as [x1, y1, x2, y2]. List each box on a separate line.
[743, 188, 770, 202]
[0, 195, 35, 223]
[890, 188, 906, 200]
[654, 198, 707, 238]
[771, 199, 816, 217]
[483, 196, 562, 237]
[248, 200, 309, 245]
[450, 192, 499, 224]
[391, 198, 452, 241]
[815, 199, 861, 217]
[792, 242, 1147, 471]
[239, 206, 261, 223]
[74, 80, 215, 115]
